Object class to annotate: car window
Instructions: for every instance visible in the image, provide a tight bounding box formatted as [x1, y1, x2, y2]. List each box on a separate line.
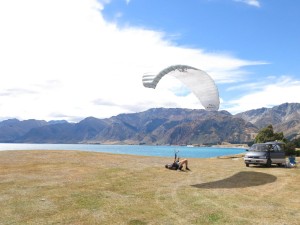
[250, 144, 268, 151]
[250, 143, 284, 152]
[277, 144, 284, 151]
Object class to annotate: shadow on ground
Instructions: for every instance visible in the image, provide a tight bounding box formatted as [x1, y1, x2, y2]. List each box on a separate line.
[191, 171, 277, 189]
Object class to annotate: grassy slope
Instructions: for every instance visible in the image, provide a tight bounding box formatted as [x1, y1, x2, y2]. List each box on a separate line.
[0, 150, 299, 225]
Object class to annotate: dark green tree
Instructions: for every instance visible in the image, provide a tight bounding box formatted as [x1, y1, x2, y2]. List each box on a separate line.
[254, 125, 285, 143]
[291, 137, 300, 148]
[285, 142, 296, 156]
[290, 137, 300, 156]
[255, 125, 296, 156]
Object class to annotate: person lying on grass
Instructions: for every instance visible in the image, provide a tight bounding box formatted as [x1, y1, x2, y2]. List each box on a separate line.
[165, 154, 190, 171]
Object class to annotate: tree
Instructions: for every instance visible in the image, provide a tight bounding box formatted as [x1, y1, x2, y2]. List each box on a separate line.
[285, 142, 296, 156]
[291, 137, 300, 148]
[254, 125, 285, 143]
[255, 125, 296, 156]
[290, 137, 300, 156]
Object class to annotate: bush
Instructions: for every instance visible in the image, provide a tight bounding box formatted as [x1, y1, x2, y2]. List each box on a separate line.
[284, 142, 296, 156]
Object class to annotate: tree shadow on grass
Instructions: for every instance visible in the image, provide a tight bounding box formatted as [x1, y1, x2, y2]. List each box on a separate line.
[191, 171, 277, 189]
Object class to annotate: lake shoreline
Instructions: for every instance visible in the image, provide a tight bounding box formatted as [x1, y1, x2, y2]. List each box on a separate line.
[0, 143, 246, 158]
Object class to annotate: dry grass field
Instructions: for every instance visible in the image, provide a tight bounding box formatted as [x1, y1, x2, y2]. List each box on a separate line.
[0, 150, 299, 225]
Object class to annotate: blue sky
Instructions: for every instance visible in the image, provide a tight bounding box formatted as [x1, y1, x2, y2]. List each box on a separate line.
[103, 0, 299, 64]
[102, 0, 300, 103]
[0, 0, 299, 122]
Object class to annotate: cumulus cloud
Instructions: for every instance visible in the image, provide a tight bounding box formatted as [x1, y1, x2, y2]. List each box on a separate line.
[225, 76, 300, 114]
[0, 0, 266, 122]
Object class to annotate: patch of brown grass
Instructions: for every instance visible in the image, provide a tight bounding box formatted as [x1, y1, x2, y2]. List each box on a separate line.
[0, 150, 299, 224]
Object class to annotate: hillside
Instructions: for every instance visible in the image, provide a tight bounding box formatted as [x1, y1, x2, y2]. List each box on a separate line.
[235, 103, 300, 139]
[0, 103, 299, 144]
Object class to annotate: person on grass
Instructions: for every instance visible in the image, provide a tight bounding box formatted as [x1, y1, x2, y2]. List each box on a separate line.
[165, 153, 190, 171]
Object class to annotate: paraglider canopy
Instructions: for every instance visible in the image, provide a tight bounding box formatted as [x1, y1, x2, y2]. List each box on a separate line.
[142, 65, 220, 111]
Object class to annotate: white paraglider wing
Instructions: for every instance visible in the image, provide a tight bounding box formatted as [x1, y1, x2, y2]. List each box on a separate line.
[142, 65, 219, 111]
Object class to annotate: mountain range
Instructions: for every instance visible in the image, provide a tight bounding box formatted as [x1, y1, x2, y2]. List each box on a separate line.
[0, 103, 299, 145]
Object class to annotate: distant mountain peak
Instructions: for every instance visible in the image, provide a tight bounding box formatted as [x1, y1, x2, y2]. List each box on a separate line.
[0, 103, 299, 144]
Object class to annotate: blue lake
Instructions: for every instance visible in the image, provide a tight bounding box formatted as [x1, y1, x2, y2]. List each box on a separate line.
[0, 143, 246, 158]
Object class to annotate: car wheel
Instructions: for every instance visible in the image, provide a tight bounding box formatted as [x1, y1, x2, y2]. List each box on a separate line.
[266, 158, 271, 167]
[277, 163, 283, 167]
[246, 163, 249, 167]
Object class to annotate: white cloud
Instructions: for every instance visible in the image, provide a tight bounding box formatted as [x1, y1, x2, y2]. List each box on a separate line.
[234, 0, 261, 8]
[225, 76, 300, 114]
[0, 0, 264, 122]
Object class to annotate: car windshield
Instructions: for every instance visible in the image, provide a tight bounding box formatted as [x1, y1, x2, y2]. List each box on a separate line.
[249, 144, 270, 152]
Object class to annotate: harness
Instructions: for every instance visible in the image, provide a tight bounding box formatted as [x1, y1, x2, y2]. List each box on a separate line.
[165, 150, 180, 170]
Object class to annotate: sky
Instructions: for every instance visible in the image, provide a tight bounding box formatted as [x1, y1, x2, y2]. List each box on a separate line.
[0, 0, 300, 122]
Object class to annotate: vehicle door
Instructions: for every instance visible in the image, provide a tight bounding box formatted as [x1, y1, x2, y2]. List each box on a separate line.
[270, 144, 285, 163]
